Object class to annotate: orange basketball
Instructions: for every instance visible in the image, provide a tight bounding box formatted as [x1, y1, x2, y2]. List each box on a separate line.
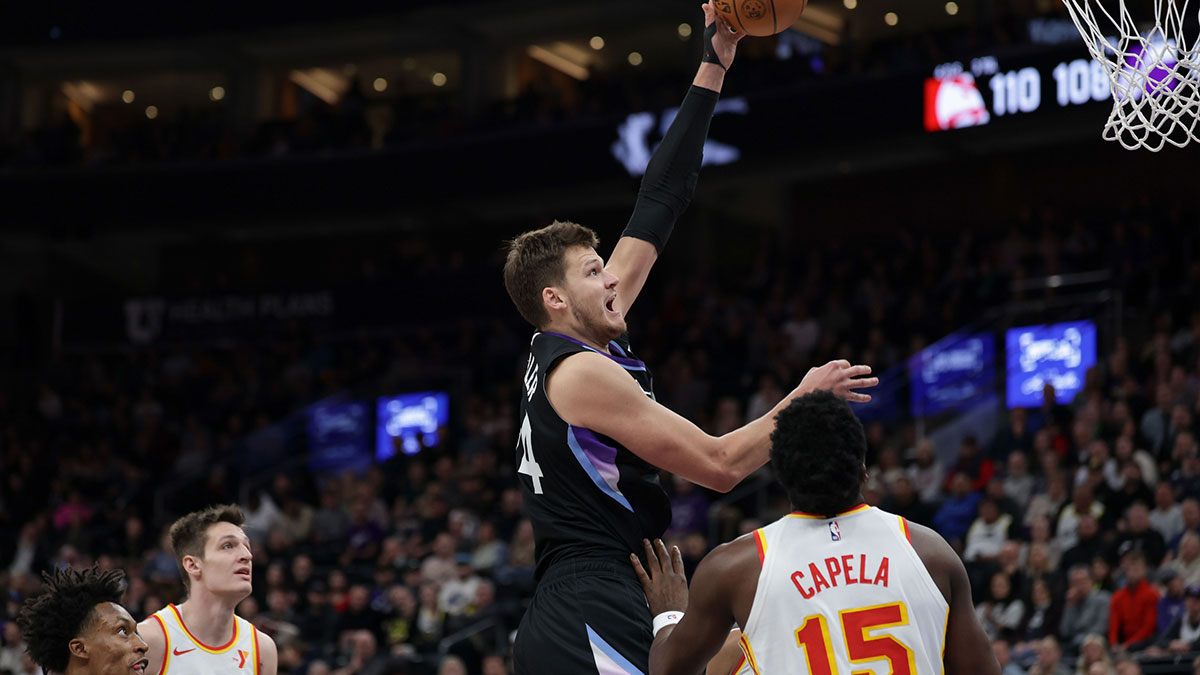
[713, 0, 808, 37]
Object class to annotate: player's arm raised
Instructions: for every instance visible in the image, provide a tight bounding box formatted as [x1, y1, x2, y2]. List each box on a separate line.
[607, 2, 744, 317]
[548, 353, 874, 492]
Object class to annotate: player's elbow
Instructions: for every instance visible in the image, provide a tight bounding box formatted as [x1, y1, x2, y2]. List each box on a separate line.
[698, 451, 741, 493]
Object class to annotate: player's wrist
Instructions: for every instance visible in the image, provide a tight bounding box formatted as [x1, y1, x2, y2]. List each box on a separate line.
[652, 610, 685, 637]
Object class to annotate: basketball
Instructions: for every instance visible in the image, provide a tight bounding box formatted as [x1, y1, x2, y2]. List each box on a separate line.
[715, 0, 808, 37]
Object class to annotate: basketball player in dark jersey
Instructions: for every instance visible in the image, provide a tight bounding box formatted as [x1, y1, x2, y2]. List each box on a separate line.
[500, 4, 878, 673]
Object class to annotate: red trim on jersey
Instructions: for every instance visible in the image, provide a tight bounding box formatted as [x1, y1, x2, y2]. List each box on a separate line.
[753, 529, 767, 565]
[167, 604, 239, 652]
[788, 503, 871, 519]
[151, 614, 169, 675]
[899, 516, 912, 543]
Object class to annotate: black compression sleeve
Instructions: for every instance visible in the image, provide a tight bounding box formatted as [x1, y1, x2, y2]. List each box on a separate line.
[620, 85, 720, 253]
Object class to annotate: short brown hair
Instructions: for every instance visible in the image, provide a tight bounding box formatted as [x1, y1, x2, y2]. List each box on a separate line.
[503, 220, 599, 328]
[168, 504, 245, 590]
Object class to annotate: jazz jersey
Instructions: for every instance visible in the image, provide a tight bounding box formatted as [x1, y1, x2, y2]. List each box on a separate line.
[738, 505, 948, 675]
[516, 331, 671, 579]
[149, 604, 261, 675]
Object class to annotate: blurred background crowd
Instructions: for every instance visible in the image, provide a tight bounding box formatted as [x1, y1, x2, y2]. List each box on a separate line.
[2, 0, 1200, 674]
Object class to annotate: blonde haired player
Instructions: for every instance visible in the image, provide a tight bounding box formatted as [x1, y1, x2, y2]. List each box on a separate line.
[633, 392, 997, 675]
[137, 504, 277, 675]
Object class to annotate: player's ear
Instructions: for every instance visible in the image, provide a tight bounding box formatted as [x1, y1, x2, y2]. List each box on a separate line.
[542, 286, 567, 312]
[69, 636, 88, 660]
[182, 553, 202, 578]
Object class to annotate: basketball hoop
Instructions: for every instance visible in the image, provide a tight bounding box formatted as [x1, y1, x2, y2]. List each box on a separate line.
[1060, 0, 1200, 150]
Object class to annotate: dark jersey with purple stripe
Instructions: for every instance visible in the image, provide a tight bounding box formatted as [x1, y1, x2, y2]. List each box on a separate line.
[517, 331, 672, 581]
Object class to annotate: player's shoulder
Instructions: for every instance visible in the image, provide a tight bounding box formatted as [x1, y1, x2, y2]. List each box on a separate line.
[138, 609, 168, 633]
[546, 347, 631, 384]
[900, 518, 959, 601]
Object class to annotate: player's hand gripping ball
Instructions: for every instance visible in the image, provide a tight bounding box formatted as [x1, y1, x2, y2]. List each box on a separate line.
[712, 0, 808, 36]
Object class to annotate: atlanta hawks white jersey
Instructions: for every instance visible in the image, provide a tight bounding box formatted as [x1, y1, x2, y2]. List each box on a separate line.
[737, 505, 948, 675]
[149, 604, 262, 675]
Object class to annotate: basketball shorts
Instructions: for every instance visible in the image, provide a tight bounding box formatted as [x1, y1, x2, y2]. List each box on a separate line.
[512, 559, 653, 675]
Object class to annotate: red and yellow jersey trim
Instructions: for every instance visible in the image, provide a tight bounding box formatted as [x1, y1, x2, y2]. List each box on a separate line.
[151, 613, 170, 674]
[251, 625, 261, 675]
[167, 604, 240, 654]
[787, 503, 871, 520]
[898, 516, 912, 543]
[754, 528, 768, 566]
[738, 632, 762, 675]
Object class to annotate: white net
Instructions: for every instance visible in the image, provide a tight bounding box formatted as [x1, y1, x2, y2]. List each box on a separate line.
[1060, 0, 1200, 150]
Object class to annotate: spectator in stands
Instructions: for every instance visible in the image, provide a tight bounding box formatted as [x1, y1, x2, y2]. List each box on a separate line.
[966, 499, 1015, 567]
[295, 582, 336, 654]
[438, 555, 482, 618]
[1004, 451, 1038, 512]
[1150, 482, 1185, 542]
[1145, 583, 1200, 656]
[1104, 464, 1154, 530]
[1156, 568, 1186, 636]
[992, 408, 1034, 464]
[1062, 516, 1105, 582]
[1113, 435, 1157, 489]
[946, 435, 995, 493]
[1074, 634, 1112, 675]
[1113, 655, 1141, 675]
[469, 521, 508, 575]
[979, 571, 1026, 641]
[908, 439, 945, 503]
[1026, 474, 1070, 532]
[335, 585, 384, 646]
[438, 655, 468, 675]
[987, 478, 1023, 524]
[1059, 485, 1106, 551]
[993, 638, 1028, 675]
[1110, 502, 1167, 567]
[421, 533, 457, 586]
[413, 583, 445, 654]
[1168, 532, 1200, 586]
[1030, 636, 1072, 675]
[1060, 565, 1112, 655]
[1169, 499, 1200, 553]
[881, 474, 936, 527]
[934, 472, 982, 548]
[1108, 549, 1160, 653]
[1142, 384, 1176, 457]
[1029, 517, 1064, 573]
[1171, 447, 1200, 503]
[1019, 575, 1062, 648]
[0, 621, 31, 675]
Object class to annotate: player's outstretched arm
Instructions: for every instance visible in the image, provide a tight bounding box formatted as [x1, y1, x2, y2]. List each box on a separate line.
[907, 522, 999, 675]
[548, 353, 876, 491]
[607, 1, 745, 318]
[630, 537, 758, 675]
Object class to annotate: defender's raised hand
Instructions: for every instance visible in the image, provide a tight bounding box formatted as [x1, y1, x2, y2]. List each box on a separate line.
[701, 1, 746, 71]
[797, 360, 879, 403]
[631, 538, 689, 616]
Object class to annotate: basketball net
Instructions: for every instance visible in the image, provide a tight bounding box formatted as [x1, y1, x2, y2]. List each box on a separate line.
[1061, 0, 1200, 150]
